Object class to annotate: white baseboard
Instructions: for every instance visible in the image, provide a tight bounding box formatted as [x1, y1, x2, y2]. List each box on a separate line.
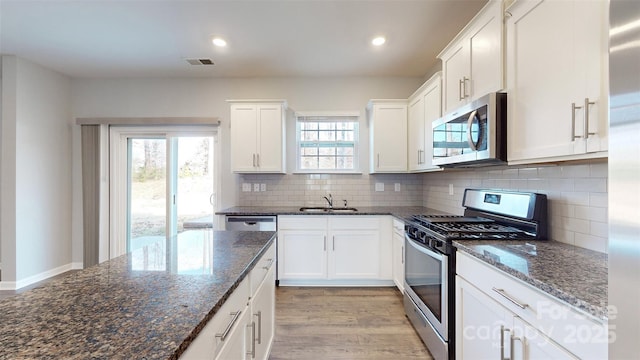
[0, 262, 78, 290]
[278, 279, 396, 287]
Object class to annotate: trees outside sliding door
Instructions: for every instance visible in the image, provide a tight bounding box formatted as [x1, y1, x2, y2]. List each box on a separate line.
[110, 127, 218, 258]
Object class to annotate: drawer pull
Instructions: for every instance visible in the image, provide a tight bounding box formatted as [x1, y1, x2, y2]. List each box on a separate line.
[247, 321, 256, 358]
[492, 287, 528, 309]
[500, 325, 511, 360]
[254, 310, 262, 344]
[263, 258, 274, 270]
[216, 310, 242, 341]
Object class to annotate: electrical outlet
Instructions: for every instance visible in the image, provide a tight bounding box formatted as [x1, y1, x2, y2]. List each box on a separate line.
[260, 183, 266, 192]
[253, 183, 260, 192]
[394, 183, 401, 192]
[375, 183, 384, 192]
[242, 183, 251, 192]
[449, 184, 454, 195]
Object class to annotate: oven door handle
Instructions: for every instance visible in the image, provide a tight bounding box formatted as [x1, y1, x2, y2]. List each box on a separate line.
[405, 234, 444, 261]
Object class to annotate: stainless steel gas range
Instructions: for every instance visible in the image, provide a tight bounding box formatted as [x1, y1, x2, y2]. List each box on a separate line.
[403, 189, 548, 360]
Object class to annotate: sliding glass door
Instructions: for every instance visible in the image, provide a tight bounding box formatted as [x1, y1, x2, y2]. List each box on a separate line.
[110, 127, 218, 258]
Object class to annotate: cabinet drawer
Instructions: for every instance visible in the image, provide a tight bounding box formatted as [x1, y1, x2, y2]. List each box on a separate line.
[392, 219, 404, 235]
[457, 252, 607, 359]
[278, 216, 327, 230]
[181, 278, 250, 359]
[250, 243, 276, 295]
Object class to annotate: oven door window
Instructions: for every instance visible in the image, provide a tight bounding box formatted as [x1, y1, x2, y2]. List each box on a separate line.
[405, 239, 444, 321]
[433, 105, 488, 159]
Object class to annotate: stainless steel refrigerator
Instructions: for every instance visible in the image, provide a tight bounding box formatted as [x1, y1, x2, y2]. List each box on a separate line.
[608, 0, 640, 358]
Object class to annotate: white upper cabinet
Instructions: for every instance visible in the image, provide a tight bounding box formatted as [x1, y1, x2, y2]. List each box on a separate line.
[229, 100, 287, 173]
[368, 100, 408, 173]
[438, 0, 504, 115]
[506, 0, 608, 164]
[408, 72, 443, 172]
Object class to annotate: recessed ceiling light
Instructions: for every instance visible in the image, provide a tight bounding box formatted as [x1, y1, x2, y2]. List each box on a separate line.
[212, 37, 227, 47]
[371, 36, 386, 46]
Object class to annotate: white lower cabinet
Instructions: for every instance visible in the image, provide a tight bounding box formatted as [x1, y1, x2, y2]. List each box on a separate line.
[277, 216, 392, 285]
[392, 219, 405, 292]
[456, 251, 607, 360]
[249, 262, 275, 360]
[181, 243, 276, 360]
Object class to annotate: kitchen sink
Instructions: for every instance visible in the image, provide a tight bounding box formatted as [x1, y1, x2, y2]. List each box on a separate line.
[298, 207, 358, 213]
[329, 207, 358, 213]
[299, 207, 329, 213]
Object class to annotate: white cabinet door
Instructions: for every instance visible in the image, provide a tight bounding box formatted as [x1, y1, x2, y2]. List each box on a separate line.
[230, 104, 259, 172]
[278, 216, 389, 284]
[408, 73, 442, 172]
[392, 220, 405, 292]
[277, 229, 327, 280]
[408, 95, 425, 172]
[229, 101, 286, 173]
[256, 104, 285, 172]
[512, 317, 578, 360]
[506, 0, 608, 163]
[441, 42, 470, 114]
[456, 276, 513, 360]
[329, 230, 380, 279]
[250, 264, 275, 360]
[440, 0, 503, 115]
[468, 0, 503, 100]
[368, 100, 408, 173]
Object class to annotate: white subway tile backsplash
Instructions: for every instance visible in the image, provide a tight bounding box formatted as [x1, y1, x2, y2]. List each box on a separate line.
[237, 161, 608, 254]
[422, 160, 609, 253]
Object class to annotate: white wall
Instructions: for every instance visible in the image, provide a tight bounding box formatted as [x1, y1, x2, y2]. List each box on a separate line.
[70, 76, 424, 262]
[1, 56, 73, 286]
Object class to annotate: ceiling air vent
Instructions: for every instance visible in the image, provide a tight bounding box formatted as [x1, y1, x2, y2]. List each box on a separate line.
[186, 58, 215, 66]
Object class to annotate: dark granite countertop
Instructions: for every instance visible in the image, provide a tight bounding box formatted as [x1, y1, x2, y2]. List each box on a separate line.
[217, 205, 445, 220]
[454, 240, 608, 322]
[0, 230, 276, 360]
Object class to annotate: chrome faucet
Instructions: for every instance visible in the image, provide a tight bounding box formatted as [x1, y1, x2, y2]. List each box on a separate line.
[323, 194, 333, 209]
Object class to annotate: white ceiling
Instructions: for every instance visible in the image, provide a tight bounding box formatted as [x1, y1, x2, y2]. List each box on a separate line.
[0, 0, 488, 78]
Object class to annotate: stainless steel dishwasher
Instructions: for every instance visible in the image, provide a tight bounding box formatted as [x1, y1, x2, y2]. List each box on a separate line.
[224, 215, 277, 231]
[225, 215, 279, 285]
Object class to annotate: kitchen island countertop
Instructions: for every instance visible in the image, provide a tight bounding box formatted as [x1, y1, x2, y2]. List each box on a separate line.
[0, 230, 276, 359]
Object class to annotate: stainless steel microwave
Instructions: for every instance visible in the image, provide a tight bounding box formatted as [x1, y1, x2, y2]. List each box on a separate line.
[432, 92, 507, 167]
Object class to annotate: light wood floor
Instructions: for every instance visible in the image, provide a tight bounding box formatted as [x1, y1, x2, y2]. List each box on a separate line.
[269, 287, 433, 360]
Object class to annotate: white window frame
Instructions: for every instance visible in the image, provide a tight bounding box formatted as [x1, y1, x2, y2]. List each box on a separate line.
[295, 111, 361, 174]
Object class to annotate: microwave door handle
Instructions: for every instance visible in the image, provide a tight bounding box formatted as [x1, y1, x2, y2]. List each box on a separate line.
[466, 109, 479, 151]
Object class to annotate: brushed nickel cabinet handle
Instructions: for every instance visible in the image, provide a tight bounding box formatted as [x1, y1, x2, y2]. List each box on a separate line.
[500, 325, 511, 360]
[256, 153, 260, 167]
[247, 321, 256, 358]
[459, 78, 465, 101]
[377, 153, 380, 168]
[492, 287, 528, 309]
[571, 102, 583, 140]
[216, 310, 242, 341]
[254, 311, 262, 344]
[252, 153, 256, 167]
[462, 76, 470, 99]
[584, 97, 596, 139]
[511, 333, 522, 360]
